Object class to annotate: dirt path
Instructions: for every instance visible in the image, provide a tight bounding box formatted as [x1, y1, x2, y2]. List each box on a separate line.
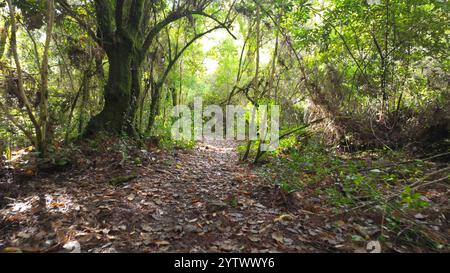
[0, 140, 322, 253]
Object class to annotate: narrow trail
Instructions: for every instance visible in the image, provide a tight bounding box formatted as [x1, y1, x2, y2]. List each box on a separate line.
[0, 140, 322, 253]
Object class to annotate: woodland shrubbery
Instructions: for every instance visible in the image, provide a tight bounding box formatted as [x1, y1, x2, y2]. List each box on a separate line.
[303, 64, 449, 152]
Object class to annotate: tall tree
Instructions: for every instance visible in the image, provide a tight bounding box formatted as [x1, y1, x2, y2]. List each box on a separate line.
[1, 0, 55, 156]
[57, 0, 235, 136]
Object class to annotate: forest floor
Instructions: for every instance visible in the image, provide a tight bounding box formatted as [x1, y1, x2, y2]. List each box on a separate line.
[0, 139, 448, 253]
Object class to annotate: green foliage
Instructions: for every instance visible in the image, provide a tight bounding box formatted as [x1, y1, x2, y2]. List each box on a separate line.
[258, 136, 435, 211]
[400, 186, 429, 209]
[147, 120, 195, 150]
[254, 134, 447, 249]
[13, 0, 46, 30]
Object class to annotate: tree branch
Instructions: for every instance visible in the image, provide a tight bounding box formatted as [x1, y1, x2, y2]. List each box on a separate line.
[157, 24, 224, 89]
[93, 0, 115, 45]
[55, 0, 101, 45]
[140, 8, 235, 62]
[115, 0, 124, 30]
[127, 0, 144, 34]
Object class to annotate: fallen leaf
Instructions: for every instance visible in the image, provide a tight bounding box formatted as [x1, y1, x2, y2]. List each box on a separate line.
[275, 214, 294, 222]
[271, 232, 284, 244]
[2, 247, 22, 253]
[366, 240, 381, 253]
[17, 231, 31, 239]
[414, 213, 426, 220]
[50, 202, 65, 208]
[335, 220, 346, 227]
[141, 223, 153, 232]
[118, 225, 127, 231]
[351, 235, 364, 242]
[183, 224, 202, 233]
[354, 248, 367, 253]
[63, 240, 81, 253]
[154, 240, 170, 246]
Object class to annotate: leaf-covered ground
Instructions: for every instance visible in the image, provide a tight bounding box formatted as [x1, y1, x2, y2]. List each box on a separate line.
[0, 140, 448, 253]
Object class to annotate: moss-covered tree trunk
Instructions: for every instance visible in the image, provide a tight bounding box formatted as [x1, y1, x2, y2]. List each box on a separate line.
[85, 42, 135, 135]
[83, 0, 144, 137]
[129, 58, 142, 130]
[75, 0, 220, 137]
[146, 84, 162, 133]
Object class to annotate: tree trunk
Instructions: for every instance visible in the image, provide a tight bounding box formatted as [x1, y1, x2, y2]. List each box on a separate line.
[37, 0, 54, 156]
[129, 58, 142, 129]
[78, 69, 91, 134]
[146, 83, 162, 133]
[242, 9, 261, 162]
[171, 87, 177, 107]
[84, 44, 135, 136]
[0, 19, 9, 59]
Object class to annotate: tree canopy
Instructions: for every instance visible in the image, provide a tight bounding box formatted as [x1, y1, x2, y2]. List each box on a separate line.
[0, 0, 448, 254]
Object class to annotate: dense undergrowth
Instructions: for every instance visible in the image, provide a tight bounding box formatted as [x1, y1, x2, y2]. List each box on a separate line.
[246, 134, 449, 252]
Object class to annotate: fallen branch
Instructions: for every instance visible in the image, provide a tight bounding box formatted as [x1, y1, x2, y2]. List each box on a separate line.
[410, 165, 450, 186]
[361, 152, 450, 172]
[412, 175, 449, 190]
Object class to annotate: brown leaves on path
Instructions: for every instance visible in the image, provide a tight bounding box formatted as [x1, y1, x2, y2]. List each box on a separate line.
[0, 140, 318, 252]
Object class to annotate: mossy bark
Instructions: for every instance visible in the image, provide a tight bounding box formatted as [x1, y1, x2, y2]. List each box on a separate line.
[146, 84, 162, 133]
[129, 59, 142, 130]
[83, 0, 198, 137]
[85, 41, 138, 136]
